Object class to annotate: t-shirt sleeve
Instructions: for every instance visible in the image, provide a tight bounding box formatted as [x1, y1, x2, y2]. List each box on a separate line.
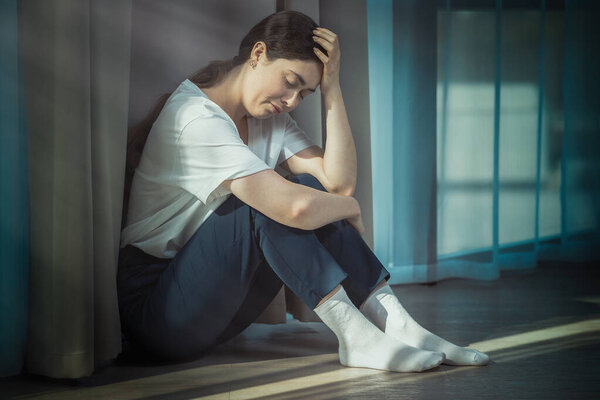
[277, 113, 317, 165]
[173, 115, 271, 204]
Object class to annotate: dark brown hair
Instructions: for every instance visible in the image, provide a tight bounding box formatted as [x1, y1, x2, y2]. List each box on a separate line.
[122, 10, 326, 229]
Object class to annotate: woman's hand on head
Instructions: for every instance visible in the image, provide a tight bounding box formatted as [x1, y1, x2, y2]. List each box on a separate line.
[312, 27, 341, 96]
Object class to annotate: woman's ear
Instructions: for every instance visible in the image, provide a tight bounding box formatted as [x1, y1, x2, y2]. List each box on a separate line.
[251, 41, 269, 64]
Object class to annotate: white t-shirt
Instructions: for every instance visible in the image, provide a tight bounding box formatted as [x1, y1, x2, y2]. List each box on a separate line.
[120, 78, 315, 258]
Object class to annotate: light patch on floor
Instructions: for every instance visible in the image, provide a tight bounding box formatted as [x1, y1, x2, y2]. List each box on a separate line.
[573, 295, 600, 305]
[468, 317, 600, 353]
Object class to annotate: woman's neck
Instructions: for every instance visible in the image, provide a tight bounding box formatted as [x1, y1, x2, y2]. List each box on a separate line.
[200, 66, 248, 125]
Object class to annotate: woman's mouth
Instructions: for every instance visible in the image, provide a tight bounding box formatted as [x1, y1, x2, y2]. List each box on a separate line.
[270, 103, 281, 114]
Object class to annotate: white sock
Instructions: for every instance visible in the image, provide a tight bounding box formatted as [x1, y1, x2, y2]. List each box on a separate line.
[313, 286, 445, 372]
[360, 284, 490, 366]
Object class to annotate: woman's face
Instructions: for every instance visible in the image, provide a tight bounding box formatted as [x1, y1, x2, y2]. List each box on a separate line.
[243, 53, 322, 119]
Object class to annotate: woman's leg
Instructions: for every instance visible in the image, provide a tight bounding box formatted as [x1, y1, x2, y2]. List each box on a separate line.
[288, 174, 489, 366]
[118, 244, 284, 359]
[118, 191, 349, 362]
[214, 172, 390, 345]
[118, 181, 445, 371]
[212, 259, 283, 346]
[288, 174, 390, 307]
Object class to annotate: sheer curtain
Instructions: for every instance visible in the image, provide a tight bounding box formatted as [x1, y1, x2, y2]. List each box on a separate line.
[367, 0, 599, 285]
[0, 0, 132, 378]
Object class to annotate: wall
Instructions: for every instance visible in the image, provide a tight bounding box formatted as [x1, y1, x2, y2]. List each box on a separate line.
[128, 0, 275, 128]
[318, 0, 375, 249]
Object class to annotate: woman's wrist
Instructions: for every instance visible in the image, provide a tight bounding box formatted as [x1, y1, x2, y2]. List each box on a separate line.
[322, 83, 342, 106]
[331, 192, 361, 222]
[300, 190, 360, 230]
[346, 195, 361, 219]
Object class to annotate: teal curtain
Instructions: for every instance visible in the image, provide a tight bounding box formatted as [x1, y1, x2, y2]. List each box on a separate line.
[561, 0, 600, 251]
[0, 0, 29, 377]
[367, 0, 599, 285]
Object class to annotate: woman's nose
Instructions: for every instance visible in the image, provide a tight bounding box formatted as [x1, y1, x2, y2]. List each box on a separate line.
[282, 92, 301, 110]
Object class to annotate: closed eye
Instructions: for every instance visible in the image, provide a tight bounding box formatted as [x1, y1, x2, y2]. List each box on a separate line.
[284, 79, 304, 100]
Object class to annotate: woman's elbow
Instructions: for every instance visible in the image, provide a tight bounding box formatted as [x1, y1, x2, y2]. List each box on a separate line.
[332, 184, 355, 197]
[289, 198, 313, 230]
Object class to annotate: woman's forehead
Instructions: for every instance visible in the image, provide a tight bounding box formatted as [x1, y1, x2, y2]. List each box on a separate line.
[277, 59, 322, 85]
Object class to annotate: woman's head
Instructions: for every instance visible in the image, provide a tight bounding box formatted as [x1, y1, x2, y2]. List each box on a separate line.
[239, 42, 322, 118]
[190, 10, 326, 117]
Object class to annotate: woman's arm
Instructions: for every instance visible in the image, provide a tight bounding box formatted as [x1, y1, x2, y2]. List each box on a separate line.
[321, 84, 357, 196]
[313, 27, 357, 196]
[223, 169, 361, 230]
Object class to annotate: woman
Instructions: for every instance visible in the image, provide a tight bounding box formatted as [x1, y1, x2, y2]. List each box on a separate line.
[118, 10, 489, 372]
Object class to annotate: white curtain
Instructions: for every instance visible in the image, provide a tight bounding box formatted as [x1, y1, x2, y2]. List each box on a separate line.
[19, 0, 132, 378]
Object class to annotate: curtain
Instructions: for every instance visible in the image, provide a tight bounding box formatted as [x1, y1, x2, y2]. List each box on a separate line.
[367, 0, 599, 285]
[0, 0, 29, 377]
[561, 0, 600, 252]
[0, 0, 132, 378]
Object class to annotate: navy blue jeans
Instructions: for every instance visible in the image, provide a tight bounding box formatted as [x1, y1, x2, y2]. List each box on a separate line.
[117, 173, 390, 361]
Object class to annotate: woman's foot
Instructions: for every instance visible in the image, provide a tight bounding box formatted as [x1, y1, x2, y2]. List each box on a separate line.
[360, 284, 489, 366]
[314, 286, 445, 372]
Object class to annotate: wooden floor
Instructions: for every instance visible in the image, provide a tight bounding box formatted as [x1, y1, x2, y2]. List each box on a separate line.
[3, 260, 600, 399]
